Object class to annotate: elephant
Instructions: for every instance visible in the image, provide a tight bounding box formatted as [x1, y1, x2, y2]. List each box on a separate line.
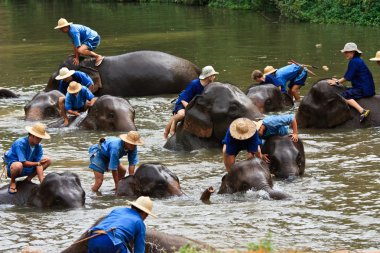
[46, 51, 201, 97]
[0, 172, 85, 208]
[201, 159, 289, 202]
[116, 163, 183, 197]
[164, 82, 263, 151]
[261, 136, 305, 180]
[297, 79, 380, 128]
[0, 88, 19, 98]
[246, 84, 294, 112]
[24, 90, 64, 120]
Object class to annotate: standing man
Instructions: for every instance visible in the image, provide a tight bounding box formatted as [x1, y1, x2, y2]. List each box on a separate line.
[54, 18, 104, 66]
[62, 81, 97, 126]
[257, 114, 298, 143]
[4, 123, 51, 194]
[87, 196, 157, 253]
[88, 131, 144, 193]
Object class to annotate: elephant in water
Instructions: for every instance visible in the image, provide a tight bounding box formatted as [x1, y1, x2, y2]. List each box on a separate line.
[46, 51, 200, 97]
[24, 90, 64, 120]
[0, 88, 19, 98]
[164, 82, 263, 151]
[0, 172, 85, 208]
[116, 163, 183, 197]
[261, 136, 305, 180]
[297, 79, 380, 128]
[201, 159, 289, 202]
[246, 84, 293, 113]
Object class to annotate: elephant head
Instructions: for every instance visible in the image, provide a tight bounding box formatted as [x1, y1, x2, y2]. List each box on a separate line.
[117, 163, 183, 198]
[79, 95, 136, 131]
[262, 136, 305, 180]
[246, 84, 293, 113]
[296, 79, 352, 128]
[24, 90, 64, 120]
[0, 88, 18, 98]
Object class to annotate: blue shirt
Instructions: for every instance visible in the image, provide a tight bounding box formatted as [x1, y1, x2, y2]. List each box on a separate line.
[175, 79, 204, 107]
[90, 208, 146, 253]
[69, 24, 98, 48]
[344, 56, 375, 97]
[4, 136, 43, 164]
[65, 86, 95, 111]
[262, 114, 294, 138]
[275, 64, 306, 89]
[222, 128, 259, 156]
[99, 137, 139, 169]
[264, 75, 286, 93]
[59, 71, 94, 95]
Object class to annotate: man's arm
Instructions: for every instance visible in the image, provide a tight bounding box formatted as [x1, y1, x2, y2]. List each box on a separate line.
[290, 118, 298, 142]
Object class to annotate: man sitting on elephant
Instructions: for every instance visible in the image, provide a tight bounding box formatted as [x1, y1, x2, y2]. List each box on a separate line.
[257, 114, 298, 143]
[222, 118, 268, 172]
[62, 81, 97, 126]
[251, 68, 284, 93]
[87, 196, 157, 253]
[164, 65, 219, 139]
[88, 131, 144, 193]
[3, 123, 51, 194]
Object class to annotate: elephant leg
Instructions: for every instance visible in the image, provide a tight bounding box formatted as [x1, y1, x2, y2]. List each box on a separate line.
[92, 171, 104, 192]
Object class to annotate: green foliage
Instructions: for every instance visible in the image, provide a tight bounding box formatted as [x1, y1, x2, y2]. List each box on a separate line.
[247, 232, 274, 253]
[177, 244, 208, 253]
[208, 0, 277, 11]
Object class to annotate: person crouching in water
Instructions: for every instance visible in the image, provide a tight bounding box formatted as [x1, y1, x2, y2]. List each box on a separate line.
[164, 65, 219, 139]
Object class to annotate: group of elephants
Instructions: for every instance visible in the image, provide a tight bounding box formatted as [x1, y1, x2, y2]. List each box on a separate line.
[1, 50, 379, 252]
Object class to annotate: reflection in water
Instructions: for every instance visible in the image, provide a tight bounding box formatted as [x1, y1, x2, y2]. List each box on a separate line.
[0, 1, 379, 252]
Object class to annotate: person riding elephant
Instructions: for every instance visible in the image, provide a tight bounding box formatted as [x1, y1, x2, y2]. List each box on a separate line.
[164, 82, 263, 151]
[24, 90, 64, 120]
[3, 122, 51, 194]
[46, 51, 200, 97]
[116, 163, 183, 197]
[0, 172, 85, 208]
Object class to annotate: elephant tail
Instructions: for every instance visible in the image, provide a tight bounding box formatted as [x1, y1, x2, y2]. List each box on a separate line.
[200, 186, 215, 203]
[262, 186, 289, 200]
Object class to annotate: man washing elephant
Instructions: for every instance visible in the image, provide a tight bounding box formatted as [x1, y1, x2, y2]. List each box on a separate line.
[3, 123, 51, 194]
[257, 114, 299, 143]
[164, 65, 219, 139]
[88, 131, 144, 193]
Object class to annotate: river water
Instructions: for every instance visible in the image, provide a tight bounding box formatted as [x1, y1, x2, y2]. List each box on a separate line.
[0, 1, 379, 252]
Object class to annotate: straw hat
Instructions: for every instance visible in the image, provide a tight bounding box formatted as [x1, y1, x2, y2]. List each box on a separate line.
[263, 66, 277, 76]
[55, 67, 75, 80]
[370, 51, 380, 61]
[254, 120, 263, 130]
[120, 131, 144, 146]
[229, 118, 257, 140]
[199, 66, 219, 79]
[340, 42, 362, 54]
[67, 81, 82, 94]
[54, 18, 72, 29]
[127, 196, 157, 218]
[25, 123, 50, 139]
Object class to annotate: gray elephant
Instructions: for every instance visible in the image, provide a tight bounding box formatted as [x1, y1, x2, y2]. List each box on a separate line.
[24, 90, 64, 120]
[201, 159, 289, 202]
[46, 51, 200, 97]
[246, 84, 293, 112]
[164, 82, 263, 151]
[0, 88, 19, 98]
[116, 163, 183, 197]
[297, 79, 380, 128]
[261, 136, 305, 180]
[0, 172, 85, 208]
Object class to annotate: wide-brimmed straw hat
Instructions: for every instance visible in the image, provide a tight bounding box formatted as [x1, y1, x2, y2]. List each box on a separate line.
[230, 118, 257, 140]
[55, 67, 75, 80]
[25, 123, 51, 139]
[254, 120, 263, 130]
[199, 66, 219, 79]
[263, 66, 277, 76]
[127, 196, 157, 218]
[120, 131, 144, 146]
[340, 42, 362, 54]
[370, 51, 380, 61]
[67, 81, 82, 94]
[54, 18, 73, 29]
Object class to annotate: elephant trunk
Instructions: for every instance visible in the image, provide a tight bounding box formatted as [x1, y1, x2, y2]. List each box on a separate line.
[200, 186, 215, 203]
[262, 185, 289, 200]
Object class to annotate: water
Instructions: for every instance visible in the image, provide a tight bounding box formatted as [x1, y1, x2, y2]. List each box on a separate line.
[0, 1, 379, 252]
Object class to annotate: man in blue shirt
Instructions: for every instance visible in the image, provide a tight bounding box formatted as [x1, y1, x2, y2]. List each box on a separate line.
[222, 118, 267, 172]
[55, 67, 95, 94]
[88, 131, 144, 193]
[251, 68, 285, 93]
[328, 42, 374, 123]
[257, 114, 298, 143]
[4, 123, 51, 194]
[164, 65, 219, 139]
[54, 18, 104, 66]
[88, 196, 157, 253]
[62, 81, 97, 126]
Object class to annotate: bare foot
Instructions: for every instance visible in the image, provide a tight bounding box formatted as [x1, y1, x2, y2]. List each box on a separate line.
[95, 56, 104, 67]
[8, 182, 17, 194]
[63, 119, 69, 126]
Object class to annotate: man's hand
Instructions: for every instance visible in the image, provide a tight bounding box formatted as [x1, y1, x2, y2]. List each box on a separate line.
[327, 79, 339, 86]
[73, 57, 79, 66]
[40, 158, 48, 164]
[290, 133, 298, 142]
[261, 154, 270, 163]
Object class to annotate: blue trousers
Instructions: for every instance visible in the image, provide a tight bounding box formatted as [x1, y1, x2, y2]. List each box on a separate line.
[88, 234, 129, 253]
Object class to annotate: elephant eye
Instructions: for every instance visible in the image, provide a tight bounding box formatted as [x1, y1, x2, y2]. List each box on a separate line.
[108, 112, 115, 119]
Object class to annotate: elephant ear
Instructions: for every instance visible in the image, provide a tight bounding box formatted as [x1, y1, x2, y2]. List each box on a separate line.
[183, 96, 213, 138]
